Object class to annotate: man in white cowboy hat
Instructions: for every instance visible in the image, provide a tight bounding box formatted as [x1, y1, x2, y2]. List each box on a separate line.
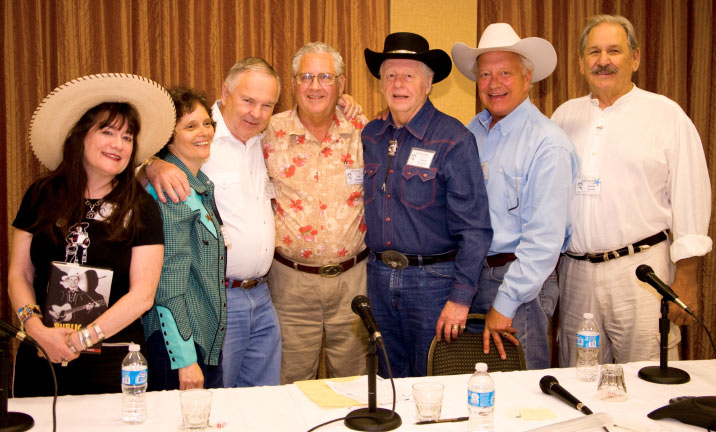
[552, 15, 711, 366]
[146, 58, 284, 387]
[362, 32, 492, 377]
[452, 23, 578, 369]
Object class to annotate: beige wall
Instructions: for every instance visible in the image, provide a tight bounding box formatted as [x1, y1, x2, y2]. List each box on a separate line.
[390, 0, 477, 125]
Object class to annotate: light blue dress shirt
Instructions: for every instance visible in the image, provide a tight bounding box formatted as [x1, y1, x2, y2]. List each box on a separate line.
[467, 98, 579, 318]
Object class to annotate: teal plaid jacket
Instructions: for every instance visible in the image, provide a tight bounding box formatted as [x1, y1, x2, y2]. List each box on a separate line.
[143, 153, 227, 368]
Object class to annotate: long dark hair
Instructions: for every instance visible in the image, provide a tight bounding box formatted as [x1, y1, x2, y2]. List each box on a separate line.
[29, 102, 146, 243]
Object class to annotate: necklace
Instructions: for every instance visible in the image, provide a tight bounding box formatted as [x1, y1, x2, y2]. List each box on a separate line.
[84, 199, 104, 219]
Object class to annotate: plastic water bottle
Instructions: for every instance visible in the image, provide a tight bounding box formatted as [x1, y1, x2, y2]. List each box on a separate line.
[121, 343, 148, 424]
[576, 312, 600, 381]
[467, 362, 495, 432]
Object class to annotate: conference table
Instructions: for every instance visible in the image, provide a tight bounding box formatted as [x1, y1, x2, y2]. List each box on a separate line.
[9, 360, 715, 431]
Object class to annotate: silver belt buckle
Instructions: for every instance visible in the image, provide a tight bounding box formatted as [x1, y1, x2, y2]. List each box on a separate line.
[381, 250, 409, 270]
[318, 264, 343, 278]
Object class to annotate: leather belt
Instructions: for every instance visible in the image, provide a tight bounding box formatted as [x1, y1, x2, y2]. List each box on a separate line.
[484, 253, 517, 268]
[273, 249, 370, 278]
[374, 250, 457, 270]
[564, 231, 668, 264]
[225, 276, 266, 289]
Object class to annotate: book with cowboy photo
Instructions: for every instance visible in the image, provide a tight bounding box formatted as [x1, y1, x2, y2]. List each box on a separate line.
[43, 261, 113, 354]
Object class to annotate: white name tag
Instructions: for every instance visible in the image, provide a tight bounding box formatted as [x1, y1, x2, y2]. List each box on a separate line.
[481, 162, 489, 181]
[265, 181, 277, 199]
[220, 225, 232, 248]
[576, 178, 601, 195]
[406, 148, 435, 169]
[345, 168, 364, 185]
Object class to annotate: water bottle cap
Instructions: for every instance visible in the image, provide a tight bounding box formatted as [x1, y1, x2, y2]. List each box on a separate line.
[583, 312, 594, 319]
[475, 362, 488, 372]
[128, 343, 140, 352]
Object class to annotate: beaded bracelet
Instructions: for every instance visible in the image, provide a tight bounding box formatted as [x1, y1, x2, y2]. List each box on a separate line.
[90, 323, 105, 343]
[17, 304, 42, 323]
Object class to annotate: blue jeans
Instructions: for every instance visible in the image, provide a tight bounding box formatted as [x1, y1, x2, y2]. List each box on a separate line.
[221, 281, 282, 387]
[367, 255, 455, 378]
[469, 262, 558, 369]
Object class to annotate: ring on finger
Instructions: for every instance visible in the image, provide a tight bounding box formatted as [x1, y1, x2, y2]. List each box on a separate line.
[61, 357, 68, 367]
[502, 332, 510, 338]
[66, 335, 77, 353]
[451, 324, 459, 332]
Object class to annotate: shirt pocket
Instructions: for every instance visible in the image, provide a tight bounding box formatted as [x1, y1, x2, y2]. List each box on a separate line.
[502, 170, 525, 217]
[363, 163, 380, 204]
[400, 166, 437, 210]
[210, 172, 244, 207]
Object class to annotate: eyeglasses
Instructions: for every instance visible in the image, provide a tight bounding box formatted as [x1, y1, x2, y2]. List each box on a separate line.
[295, 72, 338, 86]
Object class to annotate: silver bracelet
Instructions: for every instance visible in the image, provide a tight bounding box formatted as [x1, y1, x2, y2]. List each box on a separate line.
[80, 327, 93, 349]
[90, 323, 105, 343]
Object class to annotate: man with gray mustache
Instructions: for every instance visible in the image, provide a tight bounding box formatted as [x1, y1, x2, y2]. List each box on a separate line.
[552, 15, 711, 366]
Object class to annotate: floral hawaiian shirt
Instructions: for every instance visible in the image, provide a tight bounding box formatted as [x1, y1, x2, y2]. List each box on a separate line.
[264, 107, 368, 264]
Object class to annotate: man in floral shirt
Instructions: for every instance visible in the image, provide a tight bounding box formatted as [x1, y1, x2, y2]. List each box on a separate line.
[263, 42, 370, 384]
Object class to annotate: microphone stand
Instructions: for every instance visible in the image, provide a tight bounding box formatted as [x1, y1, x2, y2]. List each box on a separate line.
[0, 338, 34, 431]
[344, 338, 401, 431]
[638, 297, 690, 384]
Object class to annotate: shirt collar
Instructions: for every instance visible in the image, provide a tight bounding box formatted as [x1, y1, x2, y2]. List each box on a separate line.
[376, 98, 436, 139]
[211, 100, 263, 148]
[588, 83, 637, 109]
[163, 152, 208, 194]
[477, 97, 532, 135]
[286, 106, 355, 139]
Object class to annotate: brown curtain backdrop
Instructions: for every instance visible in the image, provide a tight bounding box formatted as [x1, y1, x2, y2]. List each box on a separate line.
[475, 0, 715, 360]
[0, 0, 388, 330]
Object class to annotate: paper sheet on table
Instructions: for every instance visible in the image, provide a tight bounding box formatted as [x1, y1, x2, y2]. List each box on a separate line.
[326, 376, 412, 405]
[294, 376, 363, 408]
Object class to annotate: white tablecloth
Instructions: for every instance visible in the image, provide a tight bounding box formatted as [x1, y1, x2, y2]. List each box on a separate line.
[9, 360, 716, 431]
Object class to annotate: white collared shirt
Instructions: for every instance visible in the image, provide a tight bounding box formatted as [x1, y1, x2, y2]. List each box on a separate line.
[552, 85, 712, 261]
[201, 101, 275, 279]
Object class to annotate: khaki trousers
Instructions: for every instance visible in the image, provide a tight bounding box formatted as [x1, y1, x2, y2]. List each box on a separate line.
[268, 258, 368, 384]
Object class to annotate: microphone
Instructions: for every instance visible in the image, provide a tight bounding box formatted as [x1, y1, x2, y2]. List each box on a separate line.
[0, 319, 39, 347]
[540, 375, 593, 415]
[635, 265, 692, 313]
[351, 295, 383, 345]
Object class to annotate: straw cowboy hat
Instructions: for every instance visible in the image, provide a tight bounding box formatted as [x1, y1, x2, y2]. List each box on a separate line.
[365, 32, 453, 83]
[29, 73, 175, 170]
[451, 23, 557, 83]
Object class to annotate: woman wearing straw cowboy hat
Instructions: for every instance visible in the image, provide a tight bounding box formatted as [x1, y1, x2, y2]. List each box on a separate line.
[451, 23, 578, 370]
[8, 73, 174, 396]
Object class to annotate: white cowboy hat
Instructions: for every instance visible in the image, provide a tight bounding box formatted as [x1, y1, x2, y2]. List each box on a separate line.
[29, 73, 175, 170]
[451, 23, 557, 83]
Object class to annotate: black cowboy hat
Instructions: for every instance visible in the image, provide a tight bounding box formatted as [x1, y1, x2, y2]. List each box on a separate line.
[364, 32, 452, 83]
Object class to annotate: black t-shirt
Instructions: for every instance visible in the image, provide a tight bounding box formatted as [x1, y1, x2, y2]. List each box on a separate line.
[13, 180, 164, 343]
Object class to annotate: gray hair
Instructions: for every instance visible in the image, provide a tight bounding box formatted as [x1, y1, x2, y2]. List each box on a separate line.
[379, 60, 435, 83]
[579, 15, 639, 57]
[292, 42, 344, 76]
[225, 57, 281, 98]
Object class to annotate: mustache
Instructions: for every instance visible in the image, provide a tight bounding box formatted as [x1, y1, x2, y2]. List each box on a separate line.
[591, 65, 618, 74]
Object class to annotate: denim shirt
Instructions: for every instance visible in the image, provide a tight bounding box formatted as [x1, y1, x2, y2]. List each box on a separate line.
[467, 98, 579, 318]
[362, 99, 493, 306]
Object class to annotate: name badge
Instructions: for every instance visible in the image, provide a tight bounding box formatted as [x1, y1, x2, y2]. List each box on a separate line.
[265, 181, 277, 199]
[576, 178, 601, 195]
[220, 225, 232, 248]
[345, 168, 363, 185]
[406, 148, 435, 169]
[481, 162, 489, 180]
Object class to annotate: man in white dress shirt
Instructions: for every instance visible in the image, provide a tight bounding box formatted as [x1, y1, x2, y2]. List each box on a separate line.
[552, 15, 712, 365]
[148, 58, 283, 386]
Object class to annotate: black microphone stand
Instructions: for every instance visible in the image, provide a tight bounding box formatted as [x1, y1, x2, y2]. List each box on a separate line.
[344, 338, 401, 431]
[0, 338, 33, 431]
[638, 297, 690, 384]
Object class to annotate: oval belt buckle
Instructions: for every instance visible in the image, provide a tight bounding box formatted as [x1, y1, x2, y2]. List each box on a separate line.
[381, 250, 409, 270]
[318, 264, 343, 278]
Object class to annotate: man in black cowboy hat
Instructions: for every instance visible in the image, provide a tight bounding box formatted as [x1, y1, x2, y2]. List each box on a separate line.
[362, 32, 492, 377]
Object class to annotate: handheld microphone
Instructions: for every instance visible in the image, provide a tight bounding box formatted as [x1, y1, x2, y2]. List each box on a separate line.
[351, 295, 383, 345]
[539, 375, 593, 415]
[635, 265, 692, 313]
[0, 319, 39, 347]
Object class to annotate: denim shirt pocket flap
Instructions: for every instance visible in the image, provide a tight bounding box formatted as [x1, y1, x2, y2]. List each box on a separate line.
[402, 166, 437, 182]
[364, 163, 380, 177]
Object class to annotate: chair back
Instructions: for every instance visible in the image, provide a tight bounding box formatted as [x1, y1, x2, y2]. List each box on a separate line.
[426, 313, 527, 375]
